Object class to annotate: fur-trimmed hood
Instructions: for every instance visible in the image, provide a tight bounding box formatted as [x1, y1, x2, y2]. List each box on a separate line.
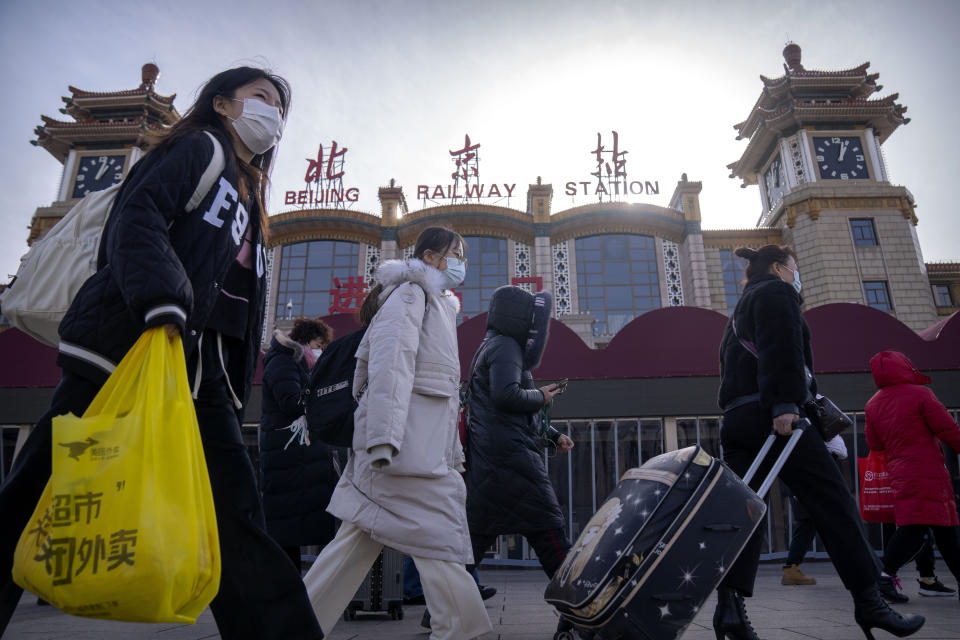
[375, 258, 446, 296]
[374, 258, 460, 312]
[268, 330, 306, 363]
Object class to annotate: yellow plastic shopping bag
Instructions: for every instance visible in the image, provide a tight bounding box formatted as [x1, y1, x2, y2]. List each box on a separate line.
[12, 327, 220, 622]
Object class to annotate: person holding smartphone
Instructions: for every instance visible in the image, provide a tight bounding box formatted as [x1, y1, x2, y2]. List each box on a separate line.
[463, 285, 574, 636]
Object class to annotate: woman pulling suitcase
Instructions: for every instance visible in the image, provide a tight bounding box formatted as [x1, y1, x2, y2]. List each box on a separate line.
[715, 244, 923, 640]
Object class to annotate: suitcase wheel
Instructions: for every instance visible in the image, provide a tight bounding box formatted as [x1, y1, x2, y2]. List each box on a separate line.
[343, 607, 357, 621]
[389, 604, 404, 620]
[554, 632, 575, 640]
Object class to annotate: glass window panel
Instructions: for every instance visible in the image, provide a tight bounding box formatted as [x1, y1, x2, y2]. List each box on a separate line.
[640, 420, 664, 462]
[602, 236, 629, 259]
[291, 243, 307, 257]
[676, 418, 698, 450]
[305, 268, 329, 290]
[307, 243, 332, 266]
[303, 291, 328, 316]
[616, 420, 640, 479]
[699, 418, 721, 458]
[569, 421, 594, 542]
[594, 421, 617, 504]
[458, 236, 506, 324]
[575, 234, 661, 337]
[933, 284, 953, 307]
[603, 262, 631, 284]
[605, 286, 632, 308]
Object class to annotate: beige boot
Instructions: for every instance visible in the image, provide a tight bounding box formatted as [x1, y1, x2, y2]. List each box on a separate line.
[782, 564, 817, 585]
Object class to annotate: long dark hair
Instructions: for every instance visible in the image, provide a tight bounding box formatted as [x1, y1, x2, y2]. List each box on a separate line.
[359, 227, 464, 325]
[146, 67, 291, 240]
[735, 244, 797, 281]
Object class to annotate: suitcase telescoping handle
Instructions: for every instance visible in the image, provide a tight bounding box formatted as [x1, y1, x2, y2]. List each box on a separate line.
[740, 418, 810, 500]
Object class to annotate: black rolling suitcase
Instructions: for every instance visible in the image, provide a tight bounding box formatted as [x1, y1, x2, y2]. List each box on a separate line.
[545, 421, 809, 640]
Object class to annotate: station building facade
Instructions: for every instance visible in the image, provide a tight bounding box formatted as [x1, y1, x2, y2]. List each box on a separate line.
[3, 47, 959, 566]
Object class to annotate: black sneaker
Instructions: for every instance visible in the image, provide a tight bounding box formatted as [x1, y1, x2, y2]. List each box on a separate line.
[421, 608, 431, 630]
[918, 577, 956, 597]
[878, 575, 909, 603]
[478, 584, 497, 601]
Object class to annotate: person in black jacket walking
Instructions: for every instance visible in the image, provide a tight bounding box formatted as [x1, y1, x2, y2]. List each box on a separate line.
[464, 286, 573, 595]
[0, 67, 324, 639]
[260, 318, 341, 572]
[713, 244, 922, 640]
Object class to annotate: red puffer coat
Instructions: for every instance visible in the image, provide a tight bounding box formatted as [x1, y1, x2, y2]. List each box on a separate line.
[865, 350, 960, 527]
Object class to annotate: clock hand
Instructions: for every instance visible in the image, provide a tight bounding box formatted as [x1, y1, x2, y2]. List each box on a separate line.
[837, 141, 848, 163]
[94, 157, 109, 181]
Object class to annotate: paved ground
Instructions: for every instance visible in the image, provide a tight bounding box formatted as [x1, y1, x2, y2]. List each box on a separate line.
[4, 563, 958, 639]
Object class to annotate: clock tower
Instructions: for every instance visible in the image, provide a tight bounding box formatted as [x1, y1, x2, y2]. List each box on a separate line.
[27, 63, 180, 244]
[728, 44, 937, 330]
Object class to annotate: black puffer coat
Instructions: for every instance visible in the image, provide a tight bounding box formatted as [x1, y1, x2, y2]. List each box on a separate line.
[259, 333, 340, 547]
[718, 273, 817, 418]
[57, 129, 267, 407]
[465, 286, 564, 536]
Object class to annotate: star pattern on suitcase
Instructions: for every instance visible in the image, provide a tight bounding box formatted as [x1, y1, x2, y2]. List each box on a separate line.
[678, 564, 700, 588]
[657, 603, 671, 618]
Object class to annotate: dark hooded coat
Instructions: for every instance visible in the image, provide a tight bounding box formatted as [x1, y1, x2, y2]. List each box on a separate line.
[259, 333, 340, 547]
[865, 350, 960, 527]
[465, 286, 564, 536]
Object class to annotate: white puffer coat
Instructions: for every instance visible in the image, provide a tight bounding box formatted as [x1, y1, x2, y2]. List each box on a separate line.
[325, 259, 471, 563]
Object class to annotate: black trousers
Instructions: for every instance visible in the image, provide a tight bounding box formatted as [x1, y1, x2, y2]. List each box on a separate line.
[0, 338, 322, 639]
[718, 403, 880, 596]
[883, 524, 960, 584]
[785, 496, 817, 566]
[468, 528, 571, 580]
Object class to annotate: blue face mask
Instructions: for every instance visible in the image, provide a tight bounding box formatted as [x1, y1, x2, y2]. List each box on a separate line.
[443, 257, 466, 289]
[790, 269, 802, 294]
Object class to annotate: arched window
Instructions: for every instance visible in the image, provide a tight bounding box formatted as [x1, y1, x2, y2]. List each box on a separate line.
[274, 240, 361, 319]
[719, 249, 749, 314]
[575, 234, 660, 336]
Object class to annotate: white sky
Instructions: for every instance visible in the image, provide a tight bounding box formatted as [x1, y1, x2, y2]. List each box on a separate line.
[1, 0, 958, 282]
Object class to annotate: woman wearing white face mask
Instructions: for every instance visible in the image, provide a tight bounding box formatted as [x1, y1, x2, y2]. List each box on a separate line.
[303, 227, 493, 640]
[0, 68, 327, 639]
[259, 318, 341, 572]
[712, 245, 923, 640]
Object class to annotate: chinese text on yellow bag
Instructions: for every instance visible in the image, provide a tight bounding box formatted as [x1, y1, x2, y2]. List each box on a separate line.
[13, 328, 220, 622]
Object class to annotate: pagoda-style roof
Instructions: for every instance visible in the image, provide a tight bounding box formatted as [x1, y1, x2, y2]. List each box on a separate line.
[34, 115, 170, 162]
[728, 44, 909, 186]
[32, 63, 180, 163]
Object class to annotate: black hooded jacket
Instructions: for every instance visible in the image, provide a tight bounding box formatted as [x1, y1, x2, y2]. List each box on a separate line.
[56, 129, 267, 408]
[718, 274, 817, 418]
[465, 286, 564, 536]
[258, 334, 340, 547]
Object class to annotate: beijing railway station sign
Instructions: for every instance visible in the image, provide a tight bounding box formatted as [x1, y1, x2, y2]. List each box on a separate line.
[282, 131, 659, 210]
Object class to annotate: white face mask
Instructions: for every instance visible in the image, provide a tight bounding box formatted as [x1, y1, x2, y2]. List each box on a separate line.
[443, 257, 466, 289]
[229, 98, 283, 155]
[311, 348, 323, 358]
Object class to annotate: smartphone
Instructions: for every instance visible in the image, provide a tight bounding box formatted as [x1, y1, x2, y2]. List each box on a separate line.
[555, 378, 569, 395]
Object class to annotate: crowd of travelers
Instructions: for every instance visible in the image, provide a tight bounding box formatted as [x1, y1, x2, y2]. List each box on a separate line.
[1, 64, 958, 640]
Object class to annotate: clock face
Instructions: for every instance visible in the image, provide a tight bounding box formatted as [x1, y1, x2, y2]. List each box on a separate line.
[72, 154, 126, 198]
[763, 155, 786, 207]
[813, 136, 870, 180]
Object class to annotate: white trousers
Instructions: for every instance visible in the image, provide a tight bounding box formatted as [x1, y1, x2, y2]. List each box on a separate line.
[303, 522, 492, 640]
